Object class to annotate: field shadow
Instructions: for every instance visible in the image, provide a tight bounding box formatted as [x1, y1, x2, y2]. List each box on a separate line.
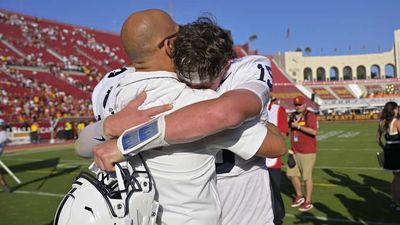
[1, 157, 81, 191]
[1, 157, 61, 173]
[280, 171, 294, 199]
[279, 169, 397, 224]
[359, 173, 391, 194]
[323, 169, 396, 223]
[323, 169, 390, 199]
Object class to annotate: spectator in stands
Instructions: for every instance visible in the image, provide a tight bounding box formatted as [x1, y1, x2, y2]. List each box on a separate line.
[0, 118, 11, 192]
[64, 121, 73, 140]
[77, 121, 85, 135]
[287, 95, 318, 212]
[265, 96, 289, 224]
[376, 101, 400, 211]
[29, 118, 39, 143]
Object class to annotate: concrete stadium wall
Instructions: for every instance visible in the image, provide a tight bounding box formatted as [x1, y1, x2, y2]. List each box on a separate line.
[274, 29, 400, 83]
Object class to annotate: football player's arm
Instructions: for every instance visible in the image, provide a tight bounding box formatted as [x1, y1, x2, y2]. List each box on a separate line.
[257, 122, 287, 158]
[93, 89, 263, 171]
[104, 88, 262, 141]
[204, 121, 286, 159]
[164, 89, 263, 143]
[74, 93, 171, 158]
[94, 121, 286, 172]
[112, 89, 264, 156]
[103, 92, 172, 139]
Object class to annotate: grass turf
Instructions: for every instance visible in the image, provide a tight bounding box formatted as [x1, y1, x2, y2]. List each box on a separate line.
[0, 121, 399, 225]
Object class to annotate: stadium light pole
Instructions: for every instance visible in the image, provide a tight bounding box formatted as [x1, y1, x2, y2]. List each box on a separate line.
[248, 34, 257, 52]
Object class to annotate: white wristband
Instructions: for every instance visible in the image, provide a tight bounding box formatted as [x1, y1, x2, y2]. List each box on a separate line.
[117, 116, 169, 156]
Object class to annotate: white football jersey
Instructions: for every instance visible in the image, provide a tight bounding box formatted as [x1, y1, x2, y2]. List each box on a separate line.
[92, 67, 133, 120]
[91, 68, 269, 225]
[215, 55, 274, 225]
[215, 55, 272, 176]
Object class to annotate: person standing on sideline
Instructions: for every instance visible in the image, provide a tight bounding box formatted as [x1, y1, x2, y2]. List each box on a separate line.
[0, 119, 11, 192]
[30, 119, 39, 143]
[265, 96, 289, 183]
[287, 95, 318, 212]
[265, 96, 289, 224]
[376, 101, 400, 211]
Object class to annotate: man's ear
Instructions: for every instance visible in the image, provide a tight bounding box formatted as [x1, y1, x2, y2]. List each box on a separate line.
[165, 40, 174, 57]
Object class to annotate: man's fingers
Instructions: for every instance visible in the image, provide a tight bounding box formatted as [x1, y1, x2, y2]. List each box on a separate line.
[144, 104, 173, 117]
[93, 140, 122, 172]
[128, 92, 147, 109]
[93, 144, 108, 171]
[104, 161, 116, 172]
[94, 149, 115, 172]
[94, 155, 105, 171]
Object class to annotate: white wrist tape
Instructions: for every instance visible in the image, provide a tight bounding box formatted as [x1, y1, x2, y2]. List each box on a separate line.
[117, 116, 169, 156]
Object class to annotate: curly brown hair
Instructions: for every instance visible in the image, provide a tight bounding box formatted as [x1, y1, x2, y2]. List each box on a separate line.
[172, 17, 236, 85]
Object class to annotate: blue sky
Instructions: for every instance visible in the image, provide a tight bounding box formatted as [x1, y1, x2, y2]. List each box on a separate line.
[1, 0, 399, 56]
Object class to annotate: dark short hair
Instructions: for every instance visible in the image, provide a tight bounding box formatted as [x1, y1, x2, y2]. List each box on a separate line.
[172, 17, 236, 84]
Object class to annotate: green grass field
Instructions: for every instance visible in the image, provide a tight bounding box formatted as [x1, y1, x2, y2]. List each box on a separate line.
[0, 121, 399, 225]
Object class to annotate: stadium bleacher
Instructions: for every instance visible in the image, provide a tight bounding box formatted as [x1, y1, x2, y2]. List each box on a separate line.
[0, 9, 130, 124]
[1, 9, 323, 122]
[330, 86, 355, 99]
[310, 87, 337, 100]
[1, 9, 399, 126]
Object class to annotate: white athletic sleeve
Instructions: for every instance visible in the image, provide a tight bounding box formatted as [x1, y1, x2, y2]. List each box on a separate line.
[203, 120, 267, 160]
[74, 121, 108, 158]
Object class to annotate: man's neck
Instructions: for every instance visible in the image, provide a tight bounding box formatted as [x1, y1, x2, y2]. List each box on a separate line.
[131, 54, 175, 73]
[132, 63, 175, 73]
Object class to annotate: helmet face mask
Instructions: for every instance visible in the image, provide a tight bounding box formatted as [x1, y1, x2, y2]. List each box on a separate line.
[54, 157, 159, 225]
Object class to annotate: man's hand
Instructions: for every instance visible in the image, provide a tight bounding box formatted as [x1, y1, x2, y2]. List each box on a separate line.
[290, 121, 299, 129]
[103, 92, 172, 138]
[93, 139, 124, 172]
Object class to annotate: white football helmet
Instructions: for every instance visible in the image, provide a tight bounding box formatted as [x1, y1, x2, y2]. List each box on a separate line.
[54, 156, 159, 225]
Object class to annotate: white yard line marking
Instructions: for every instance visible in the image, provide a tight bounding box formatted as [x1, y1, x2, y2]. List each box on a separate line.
[319, 148, 378, 151]
[6, 189, 64, 197]
[314, 166, 381, 171]
[19, 169, 81, 176]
